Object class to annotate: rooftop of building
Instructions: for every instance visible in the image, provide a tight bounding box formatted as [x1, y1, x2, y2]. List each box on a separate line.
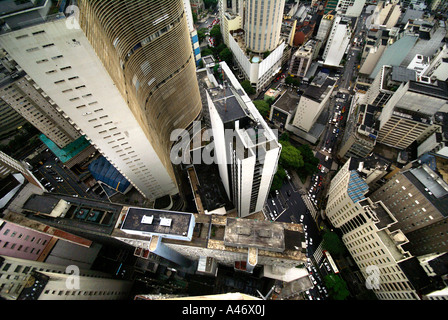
[39, 134, 91, 164]
[22, 193, 124, 235]
[408, 80, 448, 100]
[224, 218, 285, 252]
[273, 89, 300, 114]
[302, 73, 335, 103]
[390, 66, 416, 83]
[162, 214, 306, 262]
[403, 164, 448, 217]
[208, 85, 248, 125]
[120, 207, 194, 238]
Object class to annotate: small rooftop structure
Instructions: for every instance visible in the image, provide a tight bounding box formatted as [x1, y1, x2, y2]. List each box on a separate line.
[120, 207, 195, 241]
[224, 218, 285, 252]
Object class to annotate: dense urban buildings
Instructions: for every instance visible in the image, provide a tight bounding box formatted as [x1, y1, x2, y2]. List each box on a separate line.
[1, 0, 448, 303]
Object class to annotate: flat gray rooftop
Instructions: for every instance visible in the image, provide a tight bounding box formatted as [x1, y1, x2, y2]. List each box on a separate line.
[273, 90, 300, 114]
[224, 218, 285, 252]
[121, 207, 193, 237]
[209, 86, 248, 124]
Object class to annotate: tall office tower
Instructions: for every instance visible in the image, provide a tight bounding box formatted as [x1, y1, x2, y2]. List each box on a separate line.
[336, 0, 366, 17]
[0, 0, 202, 200]
[245, 0, 285, 53]
[370, 163, 448, 256]
[206, 62, 281, 217]
[223, 0, 286, 92]
[0, 98, 27, 141]
[338, 104, 379, 161]
[0, 61, 81, 149]
[325, 159, 433, 300]
[291, 72, 336, 133]
[377, 80, 448, 150]
[322, 14, 352, 67]
[0, 255, 132, 300]
[289, 39, 320, 78]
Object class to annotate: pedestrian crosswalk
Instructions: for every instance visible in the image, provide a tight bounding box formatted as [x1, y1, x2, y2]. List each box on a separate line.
[313, 242, 325, 264]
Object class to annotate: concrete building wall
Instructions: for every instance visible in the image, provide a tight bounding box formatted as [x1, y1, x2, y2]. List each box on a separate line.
[245, 0, 285, 53]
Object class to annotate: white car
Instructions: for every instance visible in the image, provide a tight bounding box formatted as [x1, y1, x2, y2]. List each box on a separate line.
[300, 214, 304, 222]
[310, 238, 313, 245]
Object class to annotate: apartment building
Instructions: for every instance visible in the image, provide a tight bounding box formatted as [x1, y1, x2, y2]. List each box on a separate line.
[377, 80, 448, 150]
[222, 0, 286, 92]
[206, 62, 281, 218]
[370, 163, 448, 256]
[325, 159, 434, 300]
[322, 14, 352, 67]
[0, 64, 81, 149]
[0, 0, 202, 201]
[0, 255, 132, 300]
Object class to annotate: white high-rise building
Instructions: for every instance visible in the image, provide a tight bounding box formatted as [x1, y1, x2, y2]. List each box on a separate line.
[244, 0, 285, 53]
[206, 62, 281, 217]
[322, 15, 352, 67]
[221, 0, 286, 92]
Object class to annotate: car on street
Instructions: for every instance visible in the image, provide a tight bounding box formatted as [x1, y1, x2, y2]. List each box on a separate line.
[300, 214, 304, 222]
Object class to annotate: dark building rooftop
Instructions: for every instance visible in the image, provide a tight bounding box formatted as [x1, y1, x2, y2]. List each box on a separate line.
[403, 167, 448, 217]
[408, 80, 448, 100]
[121, 207, 193, 238]
[208, 85, 248, 124]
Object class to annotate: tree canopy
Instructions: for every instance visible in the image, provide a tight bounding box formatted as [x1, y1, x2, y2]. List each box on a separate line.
[296, 144, 319, 179]
[253, 99, 270, 118]
[324, 274, 350, 300]
[322, 231, 346, 257]
[210, 24, 222, 45]
[279, 140, 304, 170]
[241, 80, 255, 95]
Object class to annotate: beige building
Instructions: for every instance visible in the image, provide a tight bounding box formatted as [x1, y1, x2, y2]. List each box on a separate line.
[0, 69, 81, 149]
[377, 80, 448, 150]
[244, 0, 285, 53]
[325, 159, 426, 300]
[0, 0, 202, 200]
[291, 73, 336, 132]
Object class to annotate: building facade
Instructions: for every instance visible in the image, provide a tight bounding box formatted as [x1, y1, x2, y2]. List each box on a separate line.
[0, 0, 202, 200]
[0, 255, 132, 300]
[206, 62, 281, 217]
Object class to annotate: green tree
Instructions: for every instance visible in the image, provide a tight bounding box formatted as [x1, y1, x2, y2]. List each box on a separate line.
[253, 99, 270, 118]
[197, 28, 207, 43]
[324, 274, 350, 300]
[279, 140, 304, 170]
[323, 231, 346, 257]
[296, 144, 319, 179]
[219, 47, 233, 65]
[271, 165, 286, 191]
[279, 132, 290, 142]
[201, 47, 214, 57]
[285, 76, 300, 87]
[203, 0, 218, 9]
[210, 24, 222, 45]
[241, 80, 255, 95]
